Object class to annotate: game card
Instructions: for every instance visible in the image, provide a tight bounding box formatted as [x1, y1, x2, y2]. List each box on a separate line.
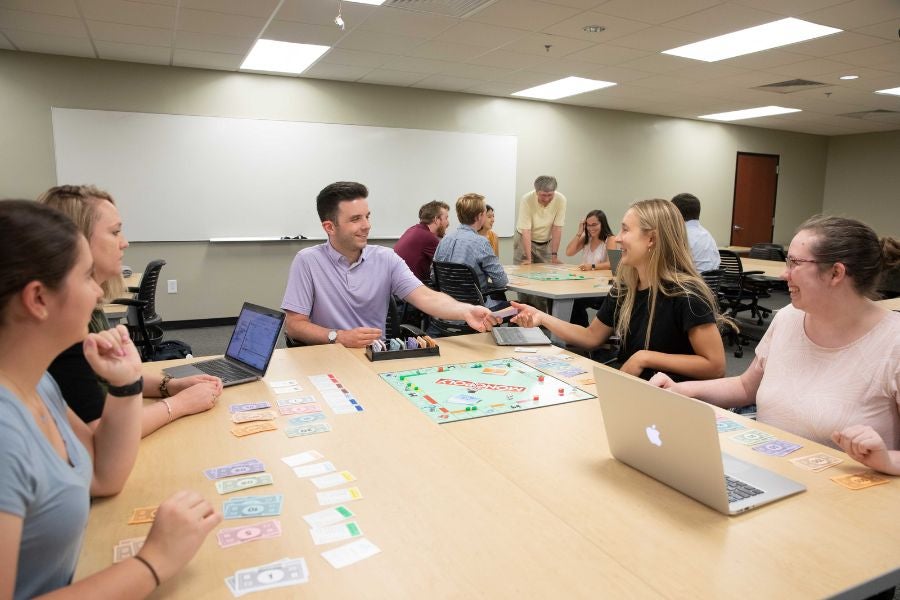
[230, 421, 277, 437]
[127, 506, 157, 525]
[268, 379, 299, 388]
[292, 461, 336, 478]
[302, 505, 354, 529]
[716, 419, 746, 433]
[231, 410, 276, 424]
[113, 537, 145, 563]
[281, 450, 324, 468]
[311, 470, 356, 490]
[310, 522, 362, 545]
[751, 439, 803, 457]
[284, 422, 332, 438]
[223, 494, 284, 519]
[730, 429, 775, 446]
[216, 520, 282, 548]
[789, 453, 843, 472]
[831, 471, 890, 490]
[215, 473, 275, 495]
[273, 385, 304, 394]
[321, 538, 382, 569]
[204, 459, 265, 480]
[316, 487, 363, 506]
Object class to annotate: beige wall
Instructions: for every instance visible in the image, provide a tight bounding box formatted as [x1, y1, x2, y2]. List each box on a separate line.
[1, 50, 831, 320]
[823, 130, 900, 237]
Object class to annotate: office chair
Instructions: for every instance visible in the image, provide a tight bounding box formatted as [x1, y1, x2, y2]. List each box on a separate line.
[284, 296, 423, 347]
[717, 250, 774, 327]
[748, 243, 786, 261]
[701, 269, 744, 358]
[111, 259, 167, 361]
[430, 261, 507, 337]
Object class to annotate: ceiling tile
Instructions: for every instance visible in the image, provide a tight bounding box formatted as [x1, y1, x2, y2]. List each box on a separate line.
[674, 62, 750, 81]
[765, 57, 862, 78]
[405, 39, 486, 62]
[618, 53, 696, 74]
[172, 47, 243, 70]
[86, 20, 171, 46]
[0, 8, 86, 37]
[610, 26, 705, 52]
[564, 43, 648, 65]
[540, 11, 650, 43]
[540, 0, 607, 9]
[0, 0, 79, 18]
[803, 0, 900, 30]
[380, 54, 452, 73]
[853, 20, 900, 42]
[79, 0, 175, 29]
[665, 3, 784, 35]
[468, 0, 582, 32]
[302, 62, 371, 81]
[463, 80, 524, 95]
[525, 54, 616, 77]
[583, 63, 655, 83]
[829, 43, 900, 70]
[359, 68, 428, 86]
[441, 62, 516, 80]
[319, 47, 392, 68]
[594, 0, 723, 25]
[786, 31, 888, 58]
[263, 19, 344, 46]
[731, 0, 850, 17]
[336, 28, 424, 55]
[175, 30, 254, 55]
[500, 32, 595, 57]
[467, 48, 545, 69]
[412, 74, 483, 91]
[276, 0, 375, 27]
[95, 39, 170, 64]
[434, 21, 529, 48]
[720, 48, 808, 69]
[495, 69, 561, 85]
[2, 29, 94, 56]
[356, 6, 458, 38]
[177, 8, 266, 37]
[180, 0, 280, 19]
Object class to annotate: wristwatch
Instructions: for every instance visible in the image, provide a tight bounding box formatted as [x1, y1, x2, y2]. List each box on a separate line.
[327, 330, 338, 344]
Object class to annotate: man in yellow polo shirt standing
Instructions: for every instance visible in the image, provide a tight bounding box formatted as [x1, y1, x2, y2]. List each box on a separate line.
[513, 175, 567, 311]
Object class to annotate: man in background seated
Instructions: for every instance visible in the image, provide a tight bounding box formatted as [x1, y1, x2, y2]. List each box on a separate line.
[672, 193, 720, 273]
[434, 193, 509, 309]
[282, 182, 496, 347]
[393, 200, 449, 282]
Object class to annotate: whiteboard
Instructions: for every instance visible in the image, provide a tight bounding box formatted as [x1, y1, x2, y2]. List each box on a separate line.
[51, 108, 518, 241]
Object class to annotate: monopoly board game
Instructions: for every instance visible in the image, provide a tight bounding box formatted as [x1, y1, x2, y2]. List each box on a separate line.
[511, 272, 587, 281]
[379, 358, 595, 424]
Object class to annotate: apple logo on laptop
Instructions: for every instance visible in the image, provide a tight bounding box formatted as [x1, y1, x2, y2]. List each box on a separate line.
[645, 424, 662, 447]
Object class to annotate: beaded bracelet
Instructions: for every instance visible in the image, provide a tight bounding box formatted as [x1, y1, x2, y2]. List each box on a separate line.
[159, 374, 173, 398]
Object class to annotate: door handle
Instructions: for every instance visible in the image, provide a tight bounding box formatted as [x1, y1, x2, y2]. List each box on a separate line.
[733, 225, 743, 230]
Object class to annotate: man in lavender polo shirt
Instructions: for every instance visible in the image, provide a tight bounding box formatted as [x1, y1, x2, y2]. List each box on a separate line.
[282, 181, 497, 348]
[393, 200, 449, 281]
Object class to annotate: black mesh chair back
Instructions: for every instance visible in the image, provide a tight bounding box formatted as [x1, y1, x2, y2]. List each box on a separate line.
[718, 250, 744, 291]
[134, 260, 166, 326]
[748, 244, 786, 261]
[112, 259, 166, 361]
[701, 269, 743, 358]
[430, 261, 487, 336]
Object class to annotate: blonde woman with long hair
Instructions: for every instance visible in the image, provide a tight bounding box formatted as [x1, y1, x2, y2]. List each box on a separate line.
[512, 199, 726, 380]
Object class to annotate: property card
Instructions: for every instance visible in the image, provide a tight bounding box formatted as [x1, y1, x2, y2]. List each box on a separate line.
[311, 470, 356, 490]
[215, 473, 274, 495]
[281, 450, 324, 468]
[302, 505, 354, 529]
[292, 461, 336, 478]
[751, 439, 803, 457]
[317, 487, 363, 506]
[789, 453, 844, 472]
[321, 538, 381, 569]
[284, 422, 332, 438]
[268, 379, 299, 388]
[310, 522, 362, 545]
[273, 385, 304, 394]
[831, 471, 891, 490]
[730, 429, 775, 446]
[216, 520, 282, 549]
[223, 494, 284, 519]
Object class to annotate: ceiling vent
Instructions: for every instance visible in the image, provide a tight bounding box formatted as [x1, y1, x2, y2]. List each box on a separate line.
[839, 109, 900, 122]
[754, 79, 831, 94]
[384, 0, 499, 18]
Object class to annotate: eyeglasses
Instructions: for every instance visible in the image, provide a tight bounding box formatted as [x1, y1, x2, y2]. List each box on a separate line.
[784, 256, 821, 270]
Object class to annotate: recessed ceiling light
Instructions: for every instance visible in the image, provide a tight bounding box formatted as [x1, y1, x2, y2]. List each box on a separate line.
[583, 25, 606, 33]
[699, 106, 801, 121]
[875, 86, 900, 97]
[662, 18, 841, 62]
[839, 75, 859, 80]
[512, 76, 616, 100]
[240, 40, 330, 75]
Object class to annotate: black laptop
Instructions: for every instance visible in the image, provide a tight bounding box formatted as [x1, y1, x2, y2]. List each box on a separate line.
[163, 303, 285, 386]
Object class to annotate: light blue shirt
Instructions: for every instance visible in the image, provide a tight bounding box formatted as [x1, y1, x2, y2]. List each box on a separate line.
[434, 224, 508, 307]
[0, 374, 92, 600]
[685, 220, 721, 273]
[282, 242, 422, 335]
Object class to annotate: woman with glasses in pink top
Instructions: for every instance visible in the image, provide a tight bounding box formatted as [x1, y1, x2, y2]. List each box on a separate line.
[651, 215, 900, 476]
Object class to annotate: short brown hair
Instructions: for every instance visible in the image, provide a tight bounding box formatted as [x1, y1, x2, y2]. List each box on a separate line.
[418, 200, 449, 225]
[455, 193, 485, 226]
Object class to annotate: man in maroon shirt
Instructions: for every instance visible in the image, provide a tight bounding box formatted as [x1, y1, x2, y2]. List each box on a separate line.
[393, 200, 450, 282]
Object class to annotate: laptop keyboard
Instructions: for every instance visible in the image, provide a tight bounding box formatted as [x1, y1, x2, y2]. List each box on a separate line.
[725, 475, 764, 503]
[192, 359, 254, 381]
[496, 329, 532, 344]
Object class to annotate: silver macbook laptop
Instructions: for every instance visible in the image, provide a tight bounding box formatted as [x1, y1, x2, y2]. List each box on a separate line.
[594, 366, 805, 515]
[607, 248, 623, 275]
[163, 303, 285, 387]
[492, 326, 551, 346]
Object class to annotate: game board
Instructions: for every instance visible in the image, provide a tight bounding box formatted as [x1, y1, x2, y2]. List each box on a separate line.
[380, 358, 595, 424]
[511, 272, 587, 281]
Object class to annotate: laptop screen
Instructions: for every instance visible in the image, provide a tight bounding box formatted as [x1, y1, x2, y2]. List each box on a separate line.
[225, 303, 285, 372]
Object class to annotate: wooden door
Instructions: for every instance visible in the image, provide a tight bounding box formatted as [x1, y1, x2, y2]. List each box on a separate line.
[731, 153, 779, 246]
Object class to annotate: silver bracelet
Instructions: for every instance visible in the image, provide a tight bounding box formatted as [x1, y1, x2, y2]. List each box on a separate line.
[159, 398, 174, 422]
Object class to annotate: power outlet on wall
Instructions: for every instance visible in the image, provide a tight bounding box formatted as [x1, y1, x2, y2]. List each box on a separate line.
[167, 279, 178, 294]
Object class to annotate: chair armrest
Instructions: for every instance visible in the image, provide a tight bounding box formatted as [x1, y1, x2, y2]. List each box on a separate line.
[127, 286, 140, 293]
[742, 270, 764, 276]
[110, 297, 148, 308]
[399, 323, 426, 338]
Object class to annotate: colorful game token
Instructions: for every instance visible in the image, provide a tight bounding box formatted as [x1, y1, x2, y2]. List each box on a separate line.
[538, 375, 544, 382]
[558, 388, 564, 395]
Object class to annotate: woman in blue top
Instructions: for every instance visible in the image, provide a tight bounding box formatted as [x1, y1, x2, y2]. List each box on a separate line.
[0, 201, 221, 600]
